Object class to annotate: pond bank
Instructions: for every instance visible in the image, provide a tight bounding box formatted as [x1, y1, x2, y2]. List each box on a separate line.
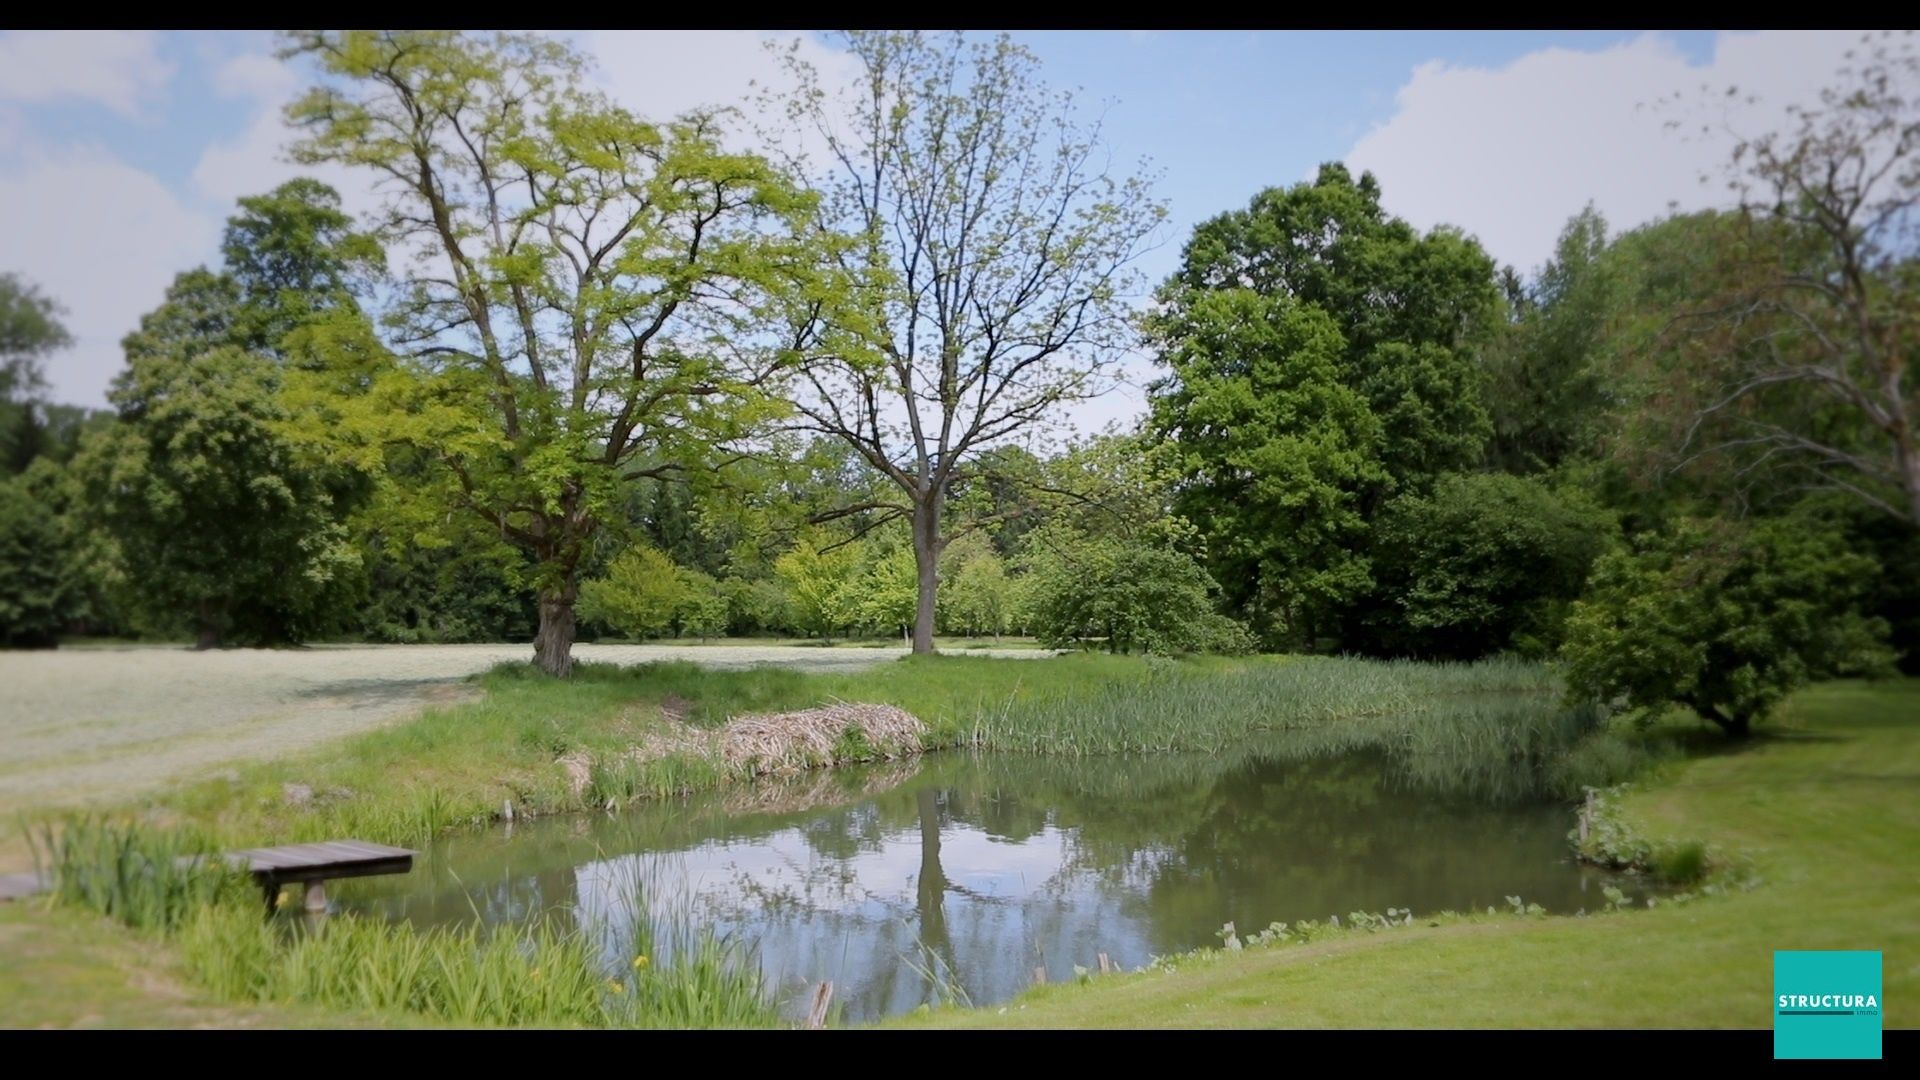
[893, 678, 1920, 1029]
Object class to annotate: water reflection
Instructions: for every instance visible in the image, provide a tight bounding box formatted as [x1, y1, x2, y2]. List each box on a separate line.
[342, 749, 1636, 1022]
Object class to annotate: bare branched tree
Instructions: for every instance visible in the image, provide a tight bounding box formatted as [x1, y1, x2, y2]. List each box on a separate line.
[761, 31, 1165, 652]
[1668, 31, 1919, 526]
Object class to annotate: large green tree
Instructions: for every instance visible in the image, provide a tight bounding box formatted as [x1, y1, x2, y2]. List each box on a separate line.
[282, 30, 817, 676]
[764, 30, 1165, 654]
[2, 273, 75, 475]
[1146, 290, 1381, 646]
[81, 322, 362, 647]
[1149, 164, 1501, 650]
[75, 179, 380, 648]
[1370, 472, 1615, 659]
[1166, 163, 1499, 489]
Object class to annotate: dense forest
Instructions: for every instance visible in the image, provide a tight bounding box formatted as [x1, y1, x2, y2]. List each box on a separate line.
[2, 30, 1915, 737]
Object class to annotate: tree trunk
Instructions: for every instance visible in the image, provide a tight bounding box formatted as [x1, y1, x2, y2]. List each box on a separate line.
[1694, 701, 1752, 739]
[194, 600, 221, 651]
[533, 583, 578, 678]
[909, 494, 943, 655]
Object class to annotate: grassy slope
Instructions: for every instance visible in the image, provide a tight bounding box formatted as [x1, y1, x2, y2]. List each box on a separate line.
[897, 679, 1920, 1029]
[0, 903, 409, 1029]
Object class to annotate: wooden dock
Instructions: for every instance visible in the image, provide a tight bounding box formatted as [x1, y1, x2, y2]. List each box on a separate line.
[0, 839, 415, 913]
[224, 840, 416, 912]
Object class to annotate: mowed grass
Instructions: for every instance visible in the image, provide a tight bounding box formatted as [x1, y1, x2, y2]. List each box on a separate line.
[140, 653, 1579, 849]
[894, 679, 1920, 1029]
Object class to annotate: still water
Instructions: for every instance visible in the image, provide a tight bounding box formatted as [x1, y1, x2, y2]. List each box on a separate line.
[340, 748, 1632, 1022]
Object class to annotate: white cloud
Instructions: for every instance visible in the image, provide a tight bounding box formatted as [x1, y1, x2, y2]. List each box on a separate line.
[191, 49, 371, 218]
[0, 144, 211, 406]
[1345, 30, 1867, 274]
[0, 31, 174, 117]
[579, 30, 851, 130]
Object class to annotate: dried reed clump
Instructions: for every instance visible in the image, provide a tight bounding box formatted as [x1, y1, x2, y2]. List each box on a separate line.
[719, 702, 924, 773]
[560, 702, 927, 795]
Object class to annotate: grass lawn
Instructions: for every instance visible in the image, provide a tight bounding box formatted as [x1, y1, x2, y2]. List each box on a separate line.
[894, 678, 1920, 1028]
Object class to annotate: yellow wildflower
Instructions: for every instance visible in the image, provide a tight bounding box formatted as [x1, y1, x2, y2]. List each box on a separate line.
[633, 955, 650, 970]
[608, 979, 625, 994]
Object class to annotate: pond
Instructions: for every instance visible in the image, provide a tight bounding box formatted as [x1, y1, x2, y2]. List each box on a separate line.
[337, 741, 1638, 1023]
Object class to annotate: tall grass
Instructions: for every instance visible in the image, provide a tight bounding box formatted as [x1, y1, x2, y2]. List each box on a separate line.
[175, 905, 778, 1029]
[35, 817, 781, 1029]
[29, 817, 252, 932]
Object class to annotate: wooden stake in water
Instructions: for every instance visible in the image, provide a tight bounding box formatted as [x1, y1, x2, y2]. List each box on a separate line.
[805, 981, 834, 1029]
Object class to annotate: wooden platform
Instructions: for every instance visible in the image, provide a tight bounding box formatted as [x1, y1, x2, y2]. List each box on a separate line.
[1, 839, 414, 914]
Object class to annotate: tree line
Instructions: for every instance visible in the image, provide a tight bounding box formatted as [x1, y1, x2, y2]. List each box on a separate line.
[2, 30, 1915, 737]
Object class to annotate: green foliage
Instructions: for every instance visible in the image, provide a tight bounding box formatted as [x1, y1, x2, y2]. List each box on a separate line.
[1368, 473, 1616, 658]
[771, 537, 863, 641]
[281, 29, 819, 675]
[1562, 513, 1893, 736]
[1166, 162, 1498, 489]
[1482, 207, 1621, 474]
[939, 535, 1016, 638]
[2, 272, 77, 476]
[579, 544, 731, 641]
[580, 545, 695, 640]
[1150, 165, 1502, 650]
[0, 465, 80, 646]
[855, 541, 919, 638]
[1147, 290, 1381, 648]
[1021, 529, 1252, 655]
[79, 306, 364, 646]
[177, 902, 777, 1029]
[31, 818, 253, 933]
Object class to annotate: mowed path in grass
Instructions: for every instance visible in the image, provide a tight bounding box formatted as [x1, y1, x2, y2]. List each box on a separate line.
[0, 642, 1037, 822]
[901, 679, 1920, 1029]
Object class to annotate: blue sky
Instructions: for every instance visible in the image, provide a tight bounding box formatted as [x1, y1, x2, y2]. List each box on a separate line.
[0, 29, 1864, 415]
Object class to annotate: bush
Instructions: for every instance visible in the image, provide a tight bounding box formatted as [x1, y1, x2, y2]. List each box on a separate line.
[1024, 534, 1250, 654]
[1562, 512, 1893, 736]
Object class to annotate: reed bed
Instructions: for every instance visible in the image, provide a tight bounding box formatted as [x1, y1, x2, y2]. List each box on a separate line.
[35, 817, 781, 1029]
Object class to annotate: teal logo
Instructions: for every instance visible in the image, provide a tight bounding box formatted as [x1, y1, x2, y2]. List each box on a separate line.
[1774, 950, 1882, 1059]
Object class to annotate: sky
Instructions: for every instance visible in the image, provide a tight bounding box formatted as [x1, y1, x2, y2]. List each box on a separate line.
[0, 29, 1872, 423]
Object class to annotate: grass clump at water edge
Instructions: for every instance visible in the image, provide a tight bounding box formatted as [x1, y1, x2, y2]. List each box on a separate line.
[32, 817, 781, 1029]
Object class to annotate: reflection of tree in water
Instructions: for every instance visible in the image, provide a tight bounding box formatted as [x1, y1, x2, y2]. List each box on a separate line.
[343, 699, 1624, 1021]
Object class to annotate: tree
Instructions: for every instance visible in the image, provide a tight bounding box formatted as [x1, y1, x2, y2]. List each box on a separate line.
[0, 465, 77, 647]
[283, 30, 817, 675]
[1657, 33, 1920, 528]
[1166, 163, 1499, 491]
[1146, 289, 1383, 648]
[220, 177, 384, 356]
[764, 30, 1165, 654]
[2, 274, 74, 475]
[772, 535, 863, 642]
[578, 545, 695, 640]
[73, 178, 382, 648]
[940, 534, 1014, 639]
[856, 540, 919, 641]
[1482, 207, 1622, 475]
[1561, 513, 1892, 737]
[80, 331, 361, 647]
[1369, 473, 1615, 659]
